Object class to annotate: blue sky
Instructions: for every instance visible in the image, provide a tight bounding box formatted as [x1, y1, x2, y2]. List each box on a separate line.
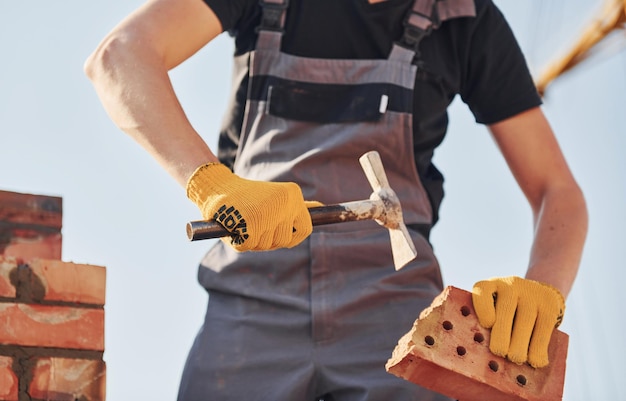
[1, 1, 624, 400]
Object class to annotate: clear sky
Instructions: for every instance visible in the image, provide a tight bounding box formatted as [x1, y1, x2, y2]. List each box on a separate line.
[1, 1, 624, 400]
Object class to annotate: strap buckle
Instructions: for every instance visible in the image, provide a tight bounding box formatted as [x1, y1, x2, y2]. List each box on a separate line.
[398, 1, 441, 52]
[256, 0, 289, 33]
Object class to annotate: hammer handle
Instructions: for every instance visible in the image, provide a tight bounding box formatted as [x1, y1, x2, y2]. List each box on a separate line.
[186, 199, 383, 241]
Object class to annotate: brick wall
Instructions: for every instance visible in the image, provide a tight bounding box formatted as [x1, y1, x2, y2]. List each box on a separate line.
[0, 190, 106, 401]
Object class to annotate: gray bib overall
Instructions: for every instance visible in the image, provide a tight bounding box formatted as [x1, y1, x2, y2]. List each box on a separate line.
[179, 1, 475, 400]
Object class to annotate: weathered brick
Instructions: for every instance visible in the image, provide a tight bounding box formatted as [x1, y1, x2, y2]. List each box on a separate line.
[0, 257, 105, 306]
[0, 304, 104, 351]
[0, 258, 17, 299]
[0, 356, 18, 401]
[1, 234, 62, 261]
[29, 357, 105, 401]
[0, 191, 62, 228]
[386, 286, 568, 401]
[28, 259, 106, 306]
[0, 190, 62, 261]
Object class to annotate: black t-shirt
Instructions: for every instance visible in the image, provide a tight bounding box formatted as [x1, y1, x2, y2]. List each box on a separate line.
[202, 0, 542, 226]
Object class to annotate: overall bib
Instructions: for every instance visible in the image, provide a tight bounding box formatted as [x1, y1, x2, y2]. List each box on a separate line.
[179, 1, 475, 400]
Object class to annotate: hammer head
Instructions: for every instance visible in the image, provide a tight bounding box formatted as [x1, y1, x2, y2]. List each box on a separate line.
[359, 151, 418, 270]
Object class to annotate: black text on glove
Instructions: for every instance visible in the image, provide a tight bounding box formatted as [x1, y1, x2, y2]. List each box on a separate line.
[186, 163, 313, 251]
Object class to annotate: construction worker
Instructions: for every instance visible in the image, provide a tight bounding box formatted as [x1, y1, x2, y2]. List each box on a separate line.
[84, 0, 588, 399]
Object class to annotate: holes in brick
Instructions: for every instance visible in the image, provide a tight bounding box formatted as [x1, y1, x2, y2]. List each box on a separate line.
[460, 306, 471, 316]
[517, 375, 527, 386]
[488, 361, 499, 372]
[456, 346, 466, 356]
[425, 336, 435, 346]
[474, 333, 485, 343]
[442, 321, 454, 330]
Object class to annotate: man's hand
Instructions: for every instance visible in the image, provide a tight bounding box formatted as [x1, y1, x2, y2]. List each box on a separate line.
[472, 276, 565, 368]
[186, 163, 313, 251]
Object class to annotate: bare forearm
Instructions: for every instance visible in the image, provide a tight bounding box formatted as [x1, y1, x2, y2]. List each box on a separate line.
[489, 108, 588, 299]
[84, 0, 224, 187]
[525, 184, 588, 298]
[84, 35, 218, 187]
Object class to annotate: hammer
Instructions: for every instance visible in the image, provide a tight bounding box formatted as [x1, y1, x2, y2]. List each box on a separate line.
[186, 151, 417, 270]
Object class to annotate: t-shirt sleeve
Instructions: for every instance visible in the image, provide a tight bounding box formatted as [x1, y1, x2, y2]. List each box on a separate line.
[460, 1, 542, 124]
[202, 0, 256, 32]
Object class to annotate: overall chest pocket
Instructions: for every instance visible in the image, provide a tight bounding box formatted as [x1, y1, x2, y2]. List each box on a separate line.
[266, 80, 389, 124]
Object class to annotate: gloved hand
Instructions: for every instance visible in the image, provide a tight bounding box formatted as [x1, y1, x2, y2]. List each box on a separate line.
[186, 162, 313, 251]
[472, 276, 565, 368]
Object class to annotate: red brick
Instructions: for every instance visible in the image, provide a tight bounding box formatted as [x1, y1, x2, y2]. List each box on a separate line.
[0, 257, 105, 306]
[386, 286, 568, 401]
[1, 233, 62, 261]
[29, 357, 106, 401]
[28, 259, 106, 306]
[1, 190, 62, 261]
[0, 303, 104, 351]
[0, 191, 62, 228]
[0, 258, 17, 299]
[0, 356, 18, 401]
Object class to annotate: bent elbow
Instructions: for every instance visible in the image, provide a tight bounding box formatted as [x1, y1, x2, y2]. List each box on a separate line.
[83, 48, 101, 82]
[83, 33, 135, 84]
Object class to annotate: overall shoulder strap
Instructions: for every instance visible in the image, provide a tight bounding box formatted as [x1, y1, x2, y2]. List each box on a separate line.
[255, 0, 289, 50]
[396, 0, 476, 58]
[437, 0, 477, 21]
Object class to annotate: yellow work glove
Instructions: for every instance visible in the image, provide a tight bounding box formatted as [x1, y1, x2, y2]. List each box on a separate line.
[186, 163, 313, 251]
[472, 276, 565, 368]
